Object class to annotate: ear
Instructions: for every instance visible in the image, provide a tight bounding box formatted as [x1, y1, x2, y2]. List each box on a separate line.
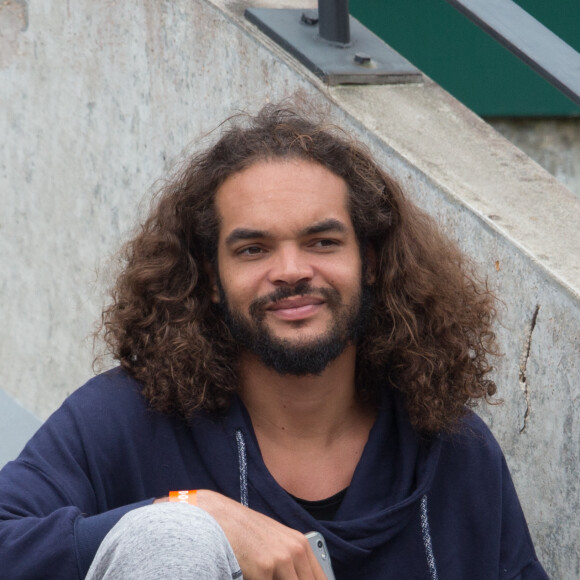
[364, 245, 377, 285]
[204, 262, 220, 303]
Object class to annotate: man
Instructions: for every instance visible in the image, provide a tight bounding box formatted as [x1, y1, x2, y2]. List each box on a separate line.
[0, 104, 547, 578]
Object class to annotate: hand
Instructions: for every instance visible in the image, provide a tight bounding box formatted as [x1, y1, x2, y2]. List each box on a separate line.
[194, 489, 328, 580]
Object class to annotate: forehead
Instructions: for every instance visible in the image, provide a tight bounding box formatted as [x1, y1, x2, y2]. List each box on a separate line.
[214, 159, 353, 240]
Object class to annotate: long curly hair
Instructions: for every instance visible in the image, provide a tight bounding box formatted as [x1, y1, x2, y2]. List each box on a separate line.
[99, 103, 499, 433]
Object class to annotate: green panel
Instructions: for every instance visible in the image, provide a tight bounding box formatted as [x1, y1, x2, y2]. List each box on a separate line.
[350, 0, 580, 117]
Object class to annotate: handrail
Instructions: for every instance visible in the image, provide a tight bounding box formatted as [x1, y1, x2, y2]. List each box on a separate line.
[244, 3, 421, 85]
[444, 0, 580, 107]
[245, 0, 580, 102]
[318, 0, 350, 45]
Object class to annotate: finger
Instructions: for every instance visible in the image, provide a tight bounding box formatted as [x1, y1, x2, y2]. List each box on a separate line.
[272, 556, 300, 580]
[286, 533, 325, 580]
[258, 532, 309, 580]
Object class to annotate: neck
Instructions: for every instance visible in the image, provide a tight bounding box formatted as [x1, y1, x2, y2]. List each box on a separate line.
[238, 345, 370, 442]
[238, 345, 377, 500]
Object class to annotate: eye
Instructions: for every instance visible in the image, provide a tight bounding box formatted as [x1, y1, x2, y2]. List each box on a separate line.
[237, 245, 266, 257]
[312, 238, 340, 249]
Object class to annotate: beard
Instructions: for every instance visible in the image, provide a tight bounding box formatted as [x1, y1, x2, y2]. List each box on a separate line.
[218, 279, 372, 376]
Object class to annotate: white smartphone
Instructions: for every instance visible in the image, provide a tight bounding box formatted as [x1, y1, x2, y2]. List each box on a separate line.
[305, 531, 336, 580]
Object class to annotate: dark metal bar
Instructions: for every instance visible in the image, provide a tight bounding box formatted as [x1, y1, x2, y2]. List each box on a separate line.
[244, 8, 421, 85]
[444, 0, 580, 107]
[318, 0, 351, 45]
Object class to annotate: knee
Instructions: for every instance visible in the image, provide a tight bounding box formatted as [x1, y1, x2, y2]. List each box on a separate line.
[87, 503, 240, 579]
[111, 502, 228, 550]
[121, 503, 221, 536]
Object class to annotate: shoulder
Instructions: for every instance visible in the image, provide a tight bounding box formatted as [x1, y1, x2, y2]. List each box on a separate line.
[437, 410, 505, 474]
[444, 409, 500, 446]
[12, 369, 154, 486]
[428, 410, 512, 514]
[19, 368, 187, 472]
[37, 368, 165, 447]
[62, 367, 148, 418]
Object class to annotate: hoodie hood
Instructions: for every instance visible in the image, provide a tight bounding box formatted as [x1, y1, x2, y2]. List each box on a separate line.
[190, 388, 442, 570]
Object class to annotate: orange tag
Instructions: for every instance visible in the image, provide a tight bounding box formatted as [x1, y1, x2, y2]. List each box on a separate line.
[168, 490, 197, 505]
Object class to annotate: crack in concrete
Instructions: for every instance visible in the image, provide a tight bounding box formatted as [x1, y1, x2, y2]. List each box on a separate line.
[518, 304, 540, 434]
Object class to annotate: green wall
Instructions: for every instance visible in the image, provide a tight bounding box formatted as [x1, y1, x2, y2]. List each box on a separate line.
[350, 0, 580, 117]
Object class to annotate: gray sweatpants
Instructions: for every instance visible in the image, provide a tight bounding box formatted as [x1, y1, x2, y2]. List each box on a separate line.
[85, 503, 243, 579]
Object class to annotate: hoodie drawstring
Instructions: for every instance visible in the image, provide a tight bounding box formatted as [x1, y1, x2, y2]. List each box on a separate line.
[235, 429, 438, 579]
[235, 429, 249, 507]
[420, 494, 439, 580]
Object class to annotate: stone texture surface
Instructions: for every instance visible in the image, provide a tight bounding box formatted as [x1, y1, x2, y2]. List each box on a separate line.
[1, 0, 579, 576]
[489, 117, 580, 199]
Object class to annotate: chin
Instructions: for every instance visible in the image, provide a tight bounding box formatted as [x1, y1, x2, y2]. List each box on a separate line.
[269, 328, 329, 345]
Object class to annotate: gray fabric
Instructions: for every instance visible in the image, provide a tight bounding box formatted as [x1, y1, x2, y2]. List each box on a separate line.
[85, 503, 243, 579]
[235, 429, 249, 507]
[420, 495, 438, 580]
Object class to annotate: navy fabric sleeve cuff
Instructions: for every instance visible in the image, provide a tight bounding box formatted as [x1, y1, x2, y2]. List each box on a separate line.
[74, 498, 154, 577]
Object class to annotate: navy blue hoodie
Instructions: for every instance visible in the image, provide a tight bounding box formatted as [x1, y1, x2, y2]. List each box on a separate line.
[0, 368, 547, 579]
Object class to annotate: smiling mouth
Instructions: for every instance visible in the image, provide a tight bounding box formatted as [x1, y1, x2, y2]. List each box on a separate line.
[267, 296, 324, 310]
[266, 296, 325, 320]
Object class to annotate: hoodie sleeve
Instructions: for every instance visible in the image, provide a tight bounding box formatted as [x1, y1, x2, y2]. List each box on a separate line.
[0, 457, 151, 579]
[497, 453, 550, 580]
[0, 372, 156, 579]
[431, 413, 550, 579]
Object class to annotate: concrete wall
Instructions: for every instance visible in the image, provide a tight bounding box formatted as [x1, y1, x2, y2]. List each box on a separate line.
[1, 0, 579, 576]
[488, 117, 580, 199]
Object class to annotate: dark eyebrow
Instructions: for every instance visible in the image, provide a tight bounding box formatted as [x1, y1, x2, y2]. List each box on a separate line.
[225, 228, 270, 246]
[300, 219, 348, 237]
[224, 219, 348, 247]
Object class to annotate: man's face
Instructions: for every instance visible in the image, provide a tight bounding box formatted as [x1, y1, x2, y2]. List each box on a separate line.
[212, 158, 372, 375]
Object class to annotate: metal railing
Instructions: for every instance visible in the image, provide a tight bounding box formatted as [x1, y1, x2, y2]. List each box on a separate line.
[318, 0, 350, 45]
[444, 0, 580, 107]
[246, 0, 580, 105]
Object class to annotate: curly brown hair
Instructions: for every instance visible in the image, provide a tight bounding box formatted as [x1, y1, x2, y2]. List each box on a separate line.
[99, 102, 499, 433]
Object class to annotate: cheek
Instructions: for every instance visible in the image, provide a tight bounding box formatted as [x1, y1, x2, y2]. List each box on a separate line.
[323, 259, 362, 290]
[224, 260, 272, 294]
[219, 273, 259, 311]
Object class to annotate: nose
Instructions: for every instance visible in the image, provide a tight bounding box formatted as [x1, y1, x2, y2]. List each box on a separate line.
[268, 245, 314, 287]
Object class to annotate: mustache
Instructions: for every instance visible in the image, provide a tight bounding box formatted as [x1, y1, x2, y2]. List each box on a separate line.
[249, 282, 341, 320]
